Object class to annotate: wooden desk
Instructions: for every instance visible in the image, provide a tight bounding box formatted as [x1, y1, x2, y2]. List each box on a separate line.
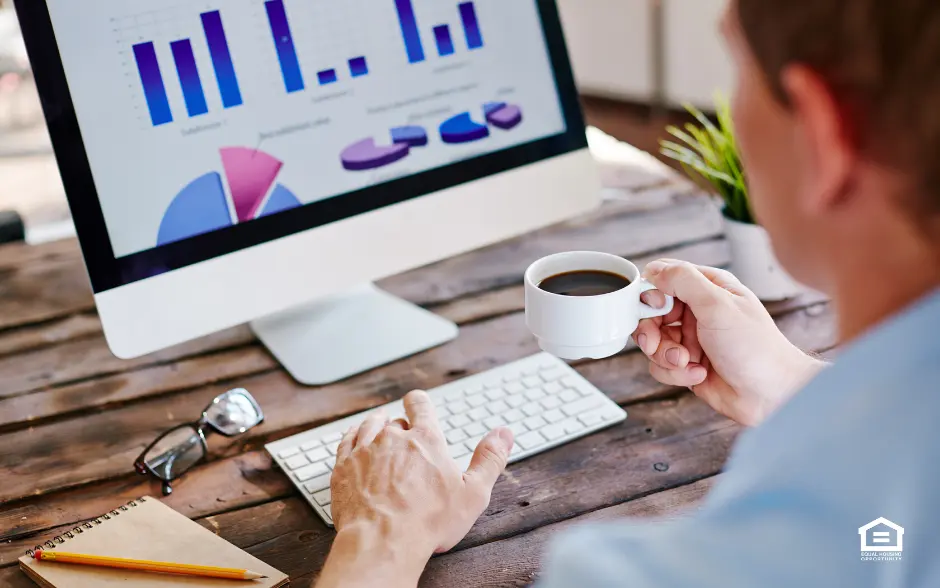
[0, 186, 835, 587]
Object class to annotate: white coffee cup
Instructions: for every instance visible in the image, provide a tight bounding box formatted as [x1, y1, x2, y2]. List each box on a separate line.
[524, 251, 675, 360]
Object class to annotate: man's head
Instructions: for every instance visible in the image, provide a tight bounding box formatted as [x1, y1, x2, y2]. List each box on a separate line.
[722, 0, 940, 292]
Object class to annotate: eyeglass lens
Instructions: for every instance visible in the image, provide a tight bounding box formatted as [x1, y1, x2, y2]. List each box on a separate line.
[144, 425, 206, 481]
[206, 389, 263, 435]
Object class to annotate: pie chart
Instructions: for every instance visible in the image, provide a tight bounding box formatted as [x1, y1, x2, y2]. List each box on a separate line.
[157, 147, 302, 247]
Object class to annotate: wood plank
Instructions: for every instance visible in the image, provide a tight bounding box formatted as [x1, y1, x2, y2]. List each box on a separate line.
[419, 477, 718, 588]
[0, 326, 254, 400]
[0, 314, 101, 359]
[0, 247, 93, 332]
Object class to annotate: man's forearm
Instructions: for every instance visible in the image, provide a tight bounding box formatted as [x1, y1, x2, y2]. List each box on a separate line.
[316, 523, 430, 588]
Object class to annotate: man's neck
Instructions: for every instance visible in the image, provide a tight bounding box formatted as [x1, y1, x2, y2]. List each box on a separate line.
[832, 235, 940, 343]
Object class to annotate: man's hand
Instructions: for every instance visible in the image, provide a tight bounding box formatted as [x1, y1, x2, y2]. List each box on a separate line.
[634, 260, 826, 427]
[316, 391, 514, 588]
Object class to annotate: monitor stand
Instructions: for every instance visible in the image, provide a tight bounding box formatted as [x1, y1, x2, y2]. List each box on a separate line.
[250, 284, 458, 386]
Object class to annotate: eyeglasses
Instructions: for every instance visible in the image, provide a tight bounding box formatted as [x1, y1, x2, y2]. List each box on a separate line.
[134, 388, 264, 495]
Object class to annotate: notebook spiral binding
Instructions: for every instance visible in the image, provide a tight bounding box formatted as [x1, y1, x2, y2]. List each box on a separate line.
[24, 497, 148, 558]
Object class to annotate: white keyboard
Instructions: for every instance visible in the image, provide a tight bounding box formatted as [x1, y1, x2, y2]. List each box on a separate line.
[265, 353, 626, 526]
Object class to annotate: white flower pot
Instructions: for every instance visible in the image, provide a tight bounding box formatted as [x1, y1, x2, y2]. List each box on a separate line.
[724, 215, 802, 301]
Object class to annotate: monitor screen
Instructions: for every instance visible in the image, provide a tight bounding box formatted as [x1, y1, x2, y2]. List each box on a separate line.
[19, 0, 585, 291]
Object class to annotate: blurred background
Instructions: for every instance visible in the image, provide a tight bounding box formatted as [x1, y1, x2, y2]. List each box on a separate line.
[0, 0, 731, 243]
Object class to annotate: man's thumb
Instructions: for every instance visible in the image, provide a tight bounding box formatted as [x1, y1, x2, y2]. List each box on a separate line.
[464, 428, 513, 500]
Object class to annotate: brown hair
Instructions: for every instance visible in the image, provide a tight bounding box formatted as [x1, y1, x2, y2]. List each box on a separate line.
[736, 0, 940, 215]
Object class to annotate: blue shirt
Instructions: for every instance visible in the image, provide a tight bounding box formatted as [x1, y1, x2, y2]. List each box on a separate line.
[540, 289, 940, 587]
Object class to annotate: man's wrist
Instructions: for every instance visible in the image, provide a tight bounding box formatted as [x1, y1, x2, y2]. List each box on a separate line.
[317, 521, 432, 588]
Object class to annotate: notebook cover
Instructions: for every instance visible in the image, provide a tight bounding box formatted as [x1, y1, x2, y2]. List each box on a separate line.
[18, 498, 288, 587]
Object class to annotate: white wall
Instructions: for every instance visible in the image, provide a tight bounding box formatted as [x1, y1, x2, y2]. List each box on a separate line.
[663, 0, 734, 108]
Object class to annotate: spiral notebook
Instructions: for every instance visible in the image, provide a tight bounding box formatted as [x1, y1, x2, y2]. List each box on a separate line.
[17, 497, 288, 587]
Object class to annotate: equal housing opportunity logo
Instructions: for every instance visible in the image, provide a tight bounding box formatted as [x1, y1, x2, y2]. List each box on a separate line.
[859, 518, 903, 562]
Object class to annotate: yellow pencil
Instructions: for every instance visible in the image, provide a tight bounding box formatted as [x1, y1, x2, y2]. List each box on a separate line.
[33, 550, 266, 581]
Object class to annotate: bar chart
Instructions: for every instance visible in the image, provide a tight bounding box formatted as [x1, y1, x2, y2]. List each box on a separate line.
[395, 0, 485, 63]
[133, 9, 243, 127]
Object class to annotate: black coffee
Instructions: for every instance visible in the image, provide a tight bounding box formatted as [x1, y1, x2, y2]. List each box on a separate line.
[538, 270, 631, 297]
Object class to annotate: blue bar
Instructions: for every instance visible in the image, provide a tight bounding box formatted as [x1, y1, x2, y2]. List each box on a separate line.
[394, 0, 425, 64]
[433, 25, 455, 56]
[132, 42, 173, 126]
[459, 2, 484, 49]
[170, 40, 209, 117]
[348, 56, 368, 77]
[265, 0, 305, 93]
[317, 69, 337, 85]
[200, 11, 243, 108]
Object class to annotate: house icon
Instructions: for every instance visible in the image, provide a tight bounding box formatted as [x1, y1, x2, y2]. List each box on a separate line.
[859, 518, 904, 552]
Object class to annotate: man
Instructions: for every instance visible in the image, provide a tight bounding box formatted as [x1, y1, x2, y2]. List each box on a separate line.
[316, 0, 940, 585]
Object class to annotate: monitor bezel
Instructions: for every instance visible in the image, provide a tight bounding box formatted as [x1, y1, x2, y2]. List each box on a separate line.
[12, 0, 587, 294]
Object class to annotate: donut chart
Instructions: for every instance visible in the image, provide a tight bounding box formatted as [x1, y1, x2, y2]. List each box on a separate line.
[157, 147, 302, 247]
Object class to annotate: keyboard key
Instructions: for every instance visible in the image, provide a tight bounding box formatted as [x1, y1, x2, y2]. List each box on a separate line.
[444, 389, 465, 402]
[467, 407, 489, 421]
[432, 394, 446, 406]
[313, 488, 332, 506]
[506, 395, 526, 408]
[466, 394, 487, 408]
[464, 383, 484, 394]
[278, 447, 301, 459]
[325, 457, 336, 470]
[324, 504, 333, 520]
[562, 397, 603, 417]
[455, 453, 474, 472]
[521, 402, 542, 417]
[306, 448, 330, 463]
[322, 432, 343, 444]
[522, 376, 542, 388]
[295, 462, 329, 482]
[541, 396, 562, 410]
[449, 414, 471, 429]
[560, 389, 580, 403]
[504, 408, 525, 423]
[486, 400, 510, 414]
[525, 388, 546, 401]
[449, 443, 470, 459]
[484, 415, 506, 429]
[522, 366, 540, 376]
[562, 376, 582, 388]
[504, 382, 525, 394]
[580, 407, 622, 426]
[579, 411, 603, 426]
[326, 441, 341, 455]
[446, 429, 468, 444]
[543, 381, 563, 395]
[284, 454, 310, 470]
[484, 380, 503, 390]
[463, 422, 487, 437]
[543, 409, 565, 423]
[516, 430, 547, 451]
[440, 419, 453, 433]
[464, 434, 486, 450]
[561, 419, 584, 435]
[510, 444, 523, 457]
[503, 373, 522, 383]
[448, 400, 470, 414]
[541, 423, 566, 441]
[578, 386, 596, 398]
[523, 415, 548, 430]
[436, 405, 451, 418]
[300, 439, 322, 451]
[540, 367, 567, 381]
[304, 474, 332, 494]
[485, 388, 506, 401]
[508, 422, 529, 437]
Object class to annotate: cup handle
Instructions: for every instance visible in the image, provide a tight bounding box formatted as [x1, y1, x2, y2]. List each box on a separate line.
[636, 279, 675, 319]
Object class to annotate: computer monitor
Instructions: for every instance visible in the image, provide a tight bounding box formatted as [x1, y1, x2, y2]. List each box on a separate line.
[13, 0, 600, 384]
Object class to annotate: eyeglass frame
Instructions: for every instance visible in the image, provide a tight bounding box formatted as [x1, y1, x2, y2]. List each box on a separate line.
[134, 388, 264, 496]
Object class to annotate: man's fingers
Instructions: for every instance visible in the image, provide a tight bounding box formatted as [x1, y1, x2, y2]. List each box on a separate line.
[355, 412, 388, 448]
[336, 425, 357, 464]
[649, 362, 708, 389]
[388, 418, 409, 431]
[644, 260, 732, 310]
[464, 428, 513, 506]
[639, 292, 685, 325]
[403, 390, 439, 433]
[681, 304, 704, 365]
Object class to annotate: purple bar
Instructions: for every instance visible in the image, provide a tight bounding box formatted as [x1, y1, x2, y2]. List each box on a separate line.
[459, 2, 484, 49]
[266, 0, 305, 93]
[170, 39, 209, 117]
[201, 11, 243, 108]
[317, 69, 338, 85]
[348, 56, 368, 77]
[132, 42, 173, 126]
[394, 0, 425, 63]
[433, 25, 455, 57]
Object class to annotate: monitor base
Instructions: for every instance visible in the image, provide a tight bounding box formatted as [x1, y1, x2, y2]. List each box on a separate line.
[251, 284, 458, 386]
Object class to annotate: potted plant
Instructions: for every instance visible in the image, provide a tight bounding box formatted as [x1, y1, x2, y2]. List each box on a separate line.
[659, 95, 801, 301]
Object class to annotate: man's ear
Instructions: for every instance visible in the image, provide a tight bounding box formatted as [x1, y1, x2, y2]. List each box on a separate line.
[780, 64, 857, 214]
